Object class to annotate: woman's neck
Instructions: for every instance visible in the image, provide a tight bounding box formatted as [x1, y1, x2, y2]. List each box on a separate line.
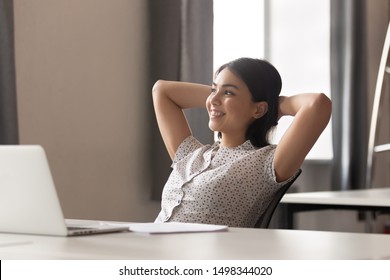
[219, 134, 247, 148]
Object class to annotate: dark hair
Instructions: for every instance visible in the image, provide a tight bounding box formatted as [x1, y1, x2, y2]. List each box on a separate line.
[215, 58, 282, 148]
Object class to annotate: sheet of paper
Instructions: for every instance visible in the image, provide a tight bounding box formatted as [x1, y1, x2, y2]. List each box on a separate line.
[103, 221, 228, 234]
[128, 222, 228, 234]
[66, 219, 228, 234]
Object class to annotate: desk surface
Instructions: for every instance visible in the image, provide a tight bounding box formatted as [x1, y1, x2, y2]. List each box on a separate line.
[281, 188, 390, 207]
[1, 227, 390, 260]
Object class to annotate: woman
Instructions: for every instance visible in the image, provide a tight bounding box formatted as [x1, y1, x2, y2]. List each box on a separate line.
[152, 58, 332, 227]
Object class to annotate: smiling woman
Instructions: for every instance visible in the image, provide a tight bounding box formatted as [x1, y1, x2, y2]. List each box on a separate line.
[152, 57, 331, 228]
[212, 58, 281, 149]
[209, 70, 259, 147]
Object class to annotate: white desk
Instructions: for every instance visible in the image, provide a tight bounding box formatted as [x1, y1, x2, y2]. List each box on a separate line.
[280, 188, 390, 229]
[1, 227, 390, 260]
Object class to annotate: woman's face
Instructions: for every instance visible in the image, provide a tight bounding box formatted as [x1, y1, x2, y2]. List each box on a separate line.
[206, 68, 265, 146]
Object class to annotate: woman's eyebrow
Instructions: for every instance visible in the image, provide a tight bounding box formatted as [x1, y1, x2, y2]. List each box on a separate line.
[212, 82, 240, 89]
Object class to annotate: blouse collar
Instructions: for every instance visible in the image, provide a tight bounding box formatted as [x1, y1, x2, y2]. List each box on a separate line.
[214, 139, 256, 152]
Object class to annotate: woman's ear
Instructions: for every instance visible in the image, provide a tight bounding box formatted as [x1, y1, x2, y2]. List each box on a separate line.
[254, 102, 268, 119]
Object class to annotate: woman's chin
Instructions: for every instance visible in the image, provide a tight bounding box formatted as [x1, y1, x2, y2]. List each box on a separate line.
[208, 122, 220, 132]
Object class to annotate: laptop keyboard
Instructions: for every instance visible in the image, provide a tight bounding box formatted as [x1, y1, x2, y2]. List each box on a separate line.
[67, 226, 92, 230]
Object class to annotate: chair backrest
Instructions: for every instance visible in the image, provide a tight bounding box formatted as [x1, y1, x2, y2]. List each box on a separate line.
[254, 169, 302, 228]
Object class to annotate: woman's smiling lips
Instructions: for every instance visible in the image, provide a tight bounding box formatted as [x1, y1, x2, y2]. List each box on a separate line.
[209, 109, 225, 118]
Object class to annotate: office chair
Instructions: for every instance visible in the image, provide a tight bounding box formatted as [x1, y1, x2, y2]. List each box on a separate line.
[254, 169, 302, 228]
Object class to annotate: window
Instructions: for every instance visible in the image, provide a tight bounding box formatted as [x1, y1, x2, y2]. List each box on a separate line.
[213, 0, 264, 72]
[213, 0, 333, 160]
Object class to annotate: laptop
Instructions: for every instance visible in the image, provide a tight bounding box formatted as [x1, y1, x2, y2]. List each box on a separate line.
[0, 145, 129, 236]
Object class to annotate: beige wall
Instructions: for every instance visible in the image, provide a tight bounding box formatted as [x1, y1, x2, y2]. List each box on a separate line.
[14, 0, 161, 222]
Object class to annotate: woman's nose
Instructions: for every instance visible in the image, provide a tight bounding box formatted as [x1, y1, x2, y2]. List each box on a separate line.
[210, 91, 221, 105]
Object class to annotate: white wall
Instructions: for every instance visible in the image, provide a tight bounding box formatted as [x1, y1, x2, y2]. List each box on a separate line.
[14, 0, 161, 222]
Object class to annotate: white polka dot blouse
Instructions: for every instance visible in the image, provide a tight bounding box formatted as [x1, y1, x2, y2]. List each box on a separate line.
[155, 136, 296, 228]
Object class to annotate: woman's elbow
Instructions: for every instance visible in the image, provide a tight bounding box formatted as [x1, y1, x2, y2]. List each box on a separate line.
[314, 93, 332, 123]
[320, 93, 332, 112]
[152, 80, 167, 97]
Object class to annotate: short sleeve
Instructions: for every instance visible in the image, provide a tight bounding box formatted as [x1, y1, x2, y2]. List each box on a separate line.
[172, 136, 203, 165]
[257, 144, 300, 187]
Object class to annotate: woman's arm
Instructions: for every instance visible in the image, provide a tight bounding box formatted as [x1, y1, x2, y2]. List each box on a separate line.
[152, 80, 211, 160]
[274, 93, 332, 182]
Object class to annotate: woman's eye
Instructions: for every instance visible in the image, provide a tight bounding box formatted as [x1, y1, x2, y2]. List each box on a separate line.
[225, 90, 234, 96]
[211, 88, 217, 94]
